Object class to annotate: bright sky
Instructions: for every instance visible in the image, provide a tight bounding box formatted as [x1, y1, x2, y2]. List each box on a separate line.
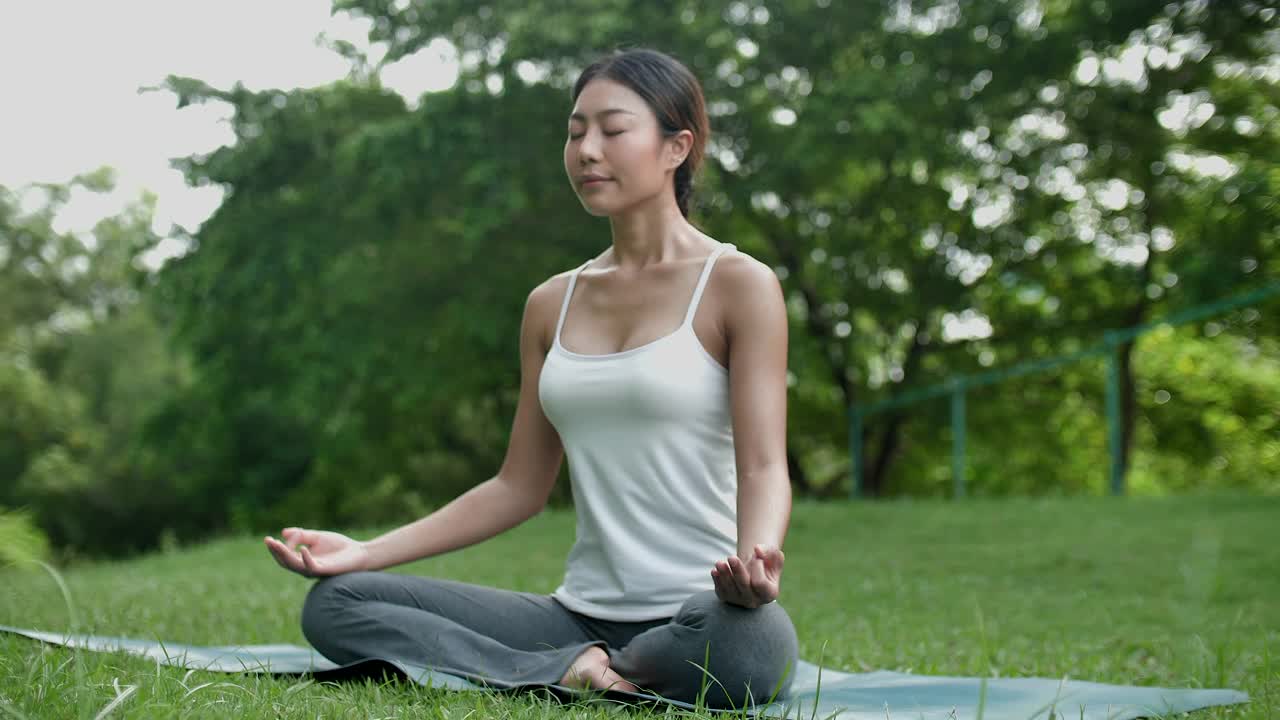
[0, 0, 457, 267]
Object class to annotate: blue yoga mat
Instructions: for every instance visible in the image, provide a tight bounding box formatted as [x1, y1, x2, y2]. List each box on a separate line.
[0, 625, 1248, 719]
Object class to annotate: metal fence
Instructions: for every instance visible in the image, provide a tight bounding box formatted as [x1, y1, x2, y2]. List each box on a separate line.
[848, 281, 1280, 499]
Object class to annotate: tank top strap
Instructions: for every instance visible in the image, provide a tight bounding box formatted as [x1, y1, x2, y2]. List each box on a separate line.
[682, 243, 736, 327]
[554, 259, 594, 344]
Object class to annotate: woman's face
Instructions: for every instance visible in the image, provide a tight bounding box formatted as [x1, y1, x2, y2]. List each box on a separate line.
[564, 78, 689, 217]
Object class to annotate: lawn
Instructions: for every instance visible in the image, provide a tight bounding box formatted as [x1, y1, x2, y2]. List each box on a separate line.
[1, 494, 1276, 719]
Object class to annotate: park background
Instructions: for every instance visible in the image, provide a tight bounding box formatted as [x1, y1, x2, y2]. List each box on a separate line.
[5, 0, 1274, 558]
[1, 0, 1277, 557]
[1, 2, 1278, 718]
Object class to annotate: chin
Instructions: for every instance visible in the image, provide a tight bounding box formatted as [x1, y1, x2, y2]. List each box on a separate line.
[578, 197, 617, 217]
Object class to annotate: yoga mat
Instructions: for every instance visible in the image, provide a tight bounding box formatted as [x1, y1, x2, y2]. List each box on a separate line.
[1, 625, 1248, 719]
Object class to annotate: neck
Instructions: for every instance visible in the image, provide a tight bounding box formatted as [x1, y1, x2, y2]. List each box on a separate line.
[604, 191, 701, 270]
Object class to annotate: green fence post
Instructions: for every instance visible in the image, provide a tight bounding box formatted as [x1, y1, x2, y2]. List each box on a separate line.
[951, 380, 967, 499]
[849, 407, 864, 499]
[835, 284, 1278, 503]
[1104, 332, 1125, 496]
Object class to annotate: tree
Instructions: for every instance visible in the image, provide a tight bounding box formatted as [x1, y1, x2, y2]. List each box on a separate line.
[329, 0, 1277, 494]
[0, 173, 191, 554]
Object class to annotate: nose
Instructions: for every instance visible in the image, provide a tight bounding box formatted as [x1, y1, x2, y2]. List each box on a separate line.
[577, 129, 602, 165]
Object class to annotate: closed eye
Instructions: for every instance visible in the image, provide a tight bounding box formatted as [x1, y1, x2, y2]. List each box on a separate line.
[568, 130, 624, 140]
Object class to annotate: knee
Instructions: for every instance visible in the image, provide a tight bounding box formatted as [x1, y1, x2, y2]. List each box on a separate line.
[673, 591, 800, 706]
[300, 572, 371, 647]
[675, 590, 794, 641]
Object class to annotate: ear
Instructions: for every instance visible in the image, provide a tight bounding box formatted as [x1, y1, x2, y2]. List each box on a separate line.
[665, 129, 694, 169]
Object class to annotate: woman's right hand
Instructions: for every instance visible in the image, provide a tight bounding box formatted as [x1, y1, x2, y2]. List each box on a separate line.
[264, 527, 372, 578]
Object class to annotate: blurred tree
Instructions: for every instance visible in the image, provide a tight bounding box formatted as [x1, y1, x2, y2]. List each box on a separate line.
[150, 76, 609, 529]
[0, 175, 192, 554]
[5, 3, 1275, 560]
[22, 0, 1265, 557]
[326, 0, 1278, 495]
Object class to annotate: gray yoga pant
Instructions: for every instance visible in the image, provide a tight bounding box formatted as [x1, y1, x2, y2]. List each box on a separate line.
[301, 571, 799, 708]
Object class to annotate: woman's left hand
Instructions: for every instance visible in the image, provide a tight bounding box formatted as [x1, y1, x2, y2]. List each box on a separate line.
[711, 544, 784, 608]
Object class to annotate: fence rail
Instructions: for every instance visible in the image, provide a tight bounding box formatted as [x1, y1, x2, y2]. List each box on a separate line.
[848, 281, 1280, 499]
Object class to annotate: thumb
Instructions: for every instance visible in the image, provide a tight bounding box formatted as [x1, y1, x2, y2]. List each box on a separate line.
[762, 546, 784, 574]
[754, 544, 783, 561]
[283, 527, 315, 547]
[300, 545, 322, 575]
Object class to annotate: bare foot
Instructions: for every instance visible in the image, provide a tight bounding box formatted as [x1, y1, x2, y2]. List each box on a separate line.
[560, 646, 638, 693]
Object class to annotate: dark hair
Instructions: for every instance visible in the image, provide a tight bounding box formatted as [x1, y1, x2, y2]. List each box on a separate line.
[571, 48, 710, 219]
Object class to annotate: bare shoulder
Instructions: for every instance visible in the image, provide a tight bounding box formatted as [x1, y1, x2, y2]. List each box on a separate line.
[527, 268, 573, 315]
[706, 248, 786, 348]
[522, 266, 576, 351]
[712, 248, 783, 302]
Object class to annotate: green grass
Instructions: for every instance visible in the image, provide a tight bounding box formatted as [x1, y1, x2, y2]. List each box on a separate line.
[1, 494, 1276, 719]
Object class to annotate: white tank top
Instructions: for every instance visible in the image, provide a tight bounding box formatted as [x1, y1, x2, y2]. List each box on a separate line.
[538, 242, 739, 621]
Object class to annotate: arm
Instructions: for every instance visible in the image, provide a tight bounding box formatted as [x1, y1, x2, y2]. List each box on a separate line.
[710, 254, 793, 606]
[266, 278, 567, 575]
[361, 279, 567, 570]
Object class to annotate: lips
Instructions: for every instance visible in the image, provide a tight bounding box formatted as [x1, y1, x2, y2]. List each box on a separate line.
[579, 175, 612, 186]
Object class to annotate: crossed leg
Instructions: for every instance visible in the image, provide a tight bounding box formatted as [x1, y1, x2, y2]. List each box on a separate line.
[301, 571, 605, 688]
[302, 574, 797, 707]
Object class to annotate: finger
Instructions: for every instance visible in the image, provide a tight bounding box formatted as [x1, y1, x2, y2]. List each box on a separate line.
[282, 527, 314, 551]
[264, 537, 287, 569]
[750, 570, 778, 604]
[270, 538, 305, 571]
[279, 527, 311, 548]
[763, 547, 785, 576]
[300, 545, 320, 576]
[266, 536, 288, 562]
[712, 560, 731, 591]
[726, 556, 754, 599]
[754, 544, 782, 561]
[748, 553, 779, 602]
[725, 558, 757, 607]
[265, 538, 303, 573]
[711, 565, 731, 600]
[744, 554, 775, 603]
[714, 560, 743, 602]
[751, 545, 779, 569]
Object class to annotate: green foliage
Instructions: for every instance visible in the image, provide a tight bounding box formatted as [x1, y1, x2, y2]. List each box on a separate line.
[0, 362, 88, 507]
[1, 1, 1277, 556]
[0, 508, 48, 567]
[0, 177, 195, 556]
[1129, 326, 1280, 493]
[318, 0, 1276, 498]
[148, 76, 609, 534]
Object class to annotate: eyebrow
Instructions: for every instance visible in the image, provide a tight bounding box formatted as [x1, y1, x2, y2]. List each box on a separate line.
[569, 108, 637, 121]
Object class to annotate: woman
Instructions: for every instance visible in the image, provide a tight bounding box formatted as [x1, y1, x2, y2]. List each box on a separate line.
[264, 47, 798, 709]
